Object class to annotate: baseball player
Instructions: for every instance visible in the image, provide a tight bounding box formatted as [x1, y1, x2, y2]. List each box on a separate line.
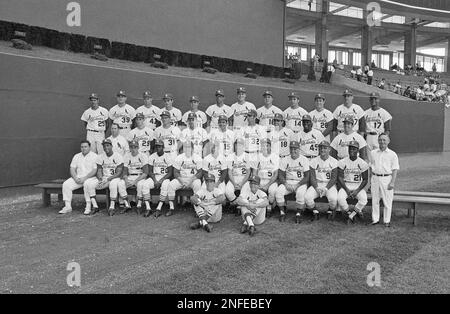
[229, 87, 256, 131]
[181, 96, 207, 129]
[236, 176, 269, 236]
[145, 140, 174, 218]
[59, 141, 98, 214]
[256, 90, 282, 129]
[119, 140, 149, 214]
[161, 93, 182, 127]
[250, 139, 279, 217]
[337, 141, 369, 224]
[209, 115, 235, 159]
[126, 113, 154, 155]
[309, 93, 334, 142]
[304, 141, 338, 221]
[81, 93, 109, 154]
[225, 138, 251, 211]
[154, 110, 182, 158]
[364, 92, 392, 150]
[275, 141, 310, 223]
[107, 123, 129, 156]
[284, 92, 308, 134]
[190, 174, 226, 232]
[135, 91, 161, 130]
[83, 139, 125, 216]
[206, 90, 232, 132]
[332, 89, 365, 134]
[294, 114, 325, 159]
[179, 112, 209, 157]
[235, 109, 263, 162]
[109, 90, 136, 137]
[202, 142, 227, 194]
[265, 113, 295, 159]
[330, 116, 368, 160]
[168, 141, 203, 216]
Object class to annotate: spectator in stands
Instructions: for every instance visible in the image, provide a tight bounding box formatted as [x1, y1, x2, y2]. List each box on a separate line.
[415, 86, 425, 101]
[356, 67, 363, 82]
[333, 59, 338, 67]
[432, 63, 437, 73]
[403, 86, 412, 98]
[308, 0, 313, 11]
[350, 67, 357, 79]
[364, 63, 370, 75]
[326, 63, 335, 83]
[390, 63, 398, 71]
[338, 62, 344, 70]
[371, 60, 377, 69]
[378, 78, 386, 90]
[395, 81, 402, 95]
[367, 69, 374, 85]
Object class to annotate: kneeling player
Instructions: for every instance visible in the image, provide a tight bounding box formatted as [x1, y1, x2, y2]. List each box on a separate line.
[275, 141, 310, 223]
[236, 176, 269, 236]
[190, 174, 226, 232]
[337, 141, 369, 224]
[144, 140, 174, 217]
[119, 140, 149, 214]
[305, 141, 338, 221]
[168, 141, 203, 216]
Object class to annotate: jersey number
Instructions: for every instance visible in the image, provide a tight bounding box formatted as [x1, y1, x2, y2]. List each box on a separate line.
[98, 121, 105, 128]
[373, 122, 382, 129]
[122, 117, 131, 124]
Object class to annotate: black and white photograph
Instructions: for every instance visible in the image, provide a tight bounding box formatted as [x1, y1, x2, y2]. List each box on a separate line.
[0, 0, 449, 300]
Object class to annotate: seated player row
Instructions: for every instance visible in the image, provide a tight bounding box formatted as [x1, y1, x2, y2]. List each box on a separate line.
[82, 87, 392, 155]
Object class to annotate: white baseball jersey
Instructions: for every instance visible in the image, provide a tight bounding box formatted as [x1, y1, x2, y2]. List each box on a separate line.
[70, 152, 98, 179]
[333, 104, 365, 132]
[182, 110, 207, 129]
[96, 152, 124, 179]
[230, 101, 256, 130]
[295, 129, 325, 158]
[330, 132, 367, 159]
[279, 155, 310, 182]
[195, 187, 224, 206]
[310, 156, 338, 186]
[123, 152, 148, 178]
[173, 153, 203, 179]
[154, 126, 181, 155]
[180, 127, 209, 156]
[203, 154, 228, 183]
[107, 135, 129, 156]
[148, 152, 174, 181]
[209, 128, 235, 157]
[266, 127, 295, 158]
[206, 104, 232, 130]
[256, 105, 283, 127]
[163, 107, 182, 127]
[338, 157, 369, 188]
[126, 127, 154, 154]
[81, 107, 109, 132]
[228, 153, 250, 179]
[240, 187, 268, 206]
[109, 104, 136, 129]
[236, 125, 264, 154]
[364, 108, 392, 135]
[255, 154, 279, 183]
[284, 106, 308, 133]
[135, 105, 161, 130]
[309, 109, 334, 134]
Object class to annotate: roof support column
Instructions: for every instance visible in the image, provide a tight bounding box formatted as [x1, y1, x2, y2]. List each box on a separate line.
[404, 23, 417, 68]
[361, 10, 373, 67]
[315, 0, 329, 60]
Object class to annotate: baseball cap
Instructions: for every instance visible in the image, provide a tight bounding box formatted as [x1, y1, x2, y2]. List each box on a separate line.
[143, 91, 152, 98]
[135, 113, 145, 119]
[263, 90, 273, 97]
[348, 140, 360, 149]
[302, 114, 312, 121]
[247, 109, 257, 117]
[162, 93, 174, 100]
[318, 140, 330, 147]
[369, 92, 380, 99]
[204, 174, 216, 182]
[315, 93, 325, 100]
[218, 115, 228, 122]
[187, 112, 197, 120]
[273, 113, 284, 121]
[117, 90, 126, 97]
[237, 87, 247, 94]
[102, 138, 112, 146]
[215, 89, 225, 97]
[290, 141, 300, 148]
[189, 96, 200, 103]
[155, 139, 165, 146]
[89, 93, 99, 100]
[249, 176, 261, 185]
[343, 89, 353, 96]
[129, 140, 139, 147]
[160, 110, 171, 117]
[343, 116, 354, 124]
[288, 92, 300, 99]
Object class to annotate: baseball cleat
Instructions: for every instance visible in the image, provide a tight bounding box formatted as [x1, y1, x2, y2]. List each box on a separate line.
[311, 212, 319, 221]
[190, 221, 202, 230]
[369, 221, 379, 226]
[384, 223, 391, 228]
[59, 207, 72, 214]
[108, 208, 115, 216]
[266, 209, 272, 218]
[279, 213, 286, 222]
[248, 226, 256, 236]
[357, 212, 364, 220]
[346, 217, 354, 225]
[203, 223, 212, 233]
[327, 211, 333, 220]
[295, 215, 302, 224]
[90, 207, 99, 215]
[119, 207, 129, 214]
[165, 209, 174, 217]
[143, 209, 152, 217]
[240, 224, 248, 234]
[154, 210, 162, 218]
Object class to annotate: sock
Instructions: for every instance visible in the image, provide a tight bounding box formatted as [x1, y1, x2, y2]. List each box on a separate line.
[85, 201, 91, 210]
[137, 200, 142, 208]
[110, 200, 115, 209]
[169, 201, 174, 210]
[123, 199, 130, 208]
[245, 216, 254, 227]
[90, 197, 98, 208]
[296, 211, 301, 216]
[313, 209, 319, 214]
[201, 219, 207, 226]
[349, 211, 356, 219]
[156, 202, 163, 210]
[64, 201, 72, 209]
[145, 201, 151, 210]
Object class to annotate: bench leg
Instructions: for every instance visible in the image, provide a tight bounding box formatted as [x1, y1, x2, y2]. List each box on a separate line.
[413, 203, 417, 226]
[407, 208, 412, 218]
[43, 190, 51, 207]
[105, 189, 110, 209]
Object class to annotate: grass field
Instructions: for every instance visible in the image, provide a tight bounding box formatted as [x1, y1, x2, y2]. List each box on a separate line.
[1, 152, 449, 294]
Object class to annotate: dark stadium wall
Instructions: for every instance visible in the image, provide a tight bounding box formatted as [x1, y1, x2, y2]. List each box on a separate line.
[0, 0, 285, 67]
[0, 53, 445, 187]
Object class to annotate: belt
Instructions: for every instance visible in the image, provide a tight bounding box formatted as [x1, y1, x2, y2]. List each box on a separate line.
[87, 129, 102, 133]
[118, 126, 130, 130]
[373, 173, 392, 177]
[367, 132, 378, 136]
[245, 151, 258, 154]
[304, 155, 316, 159]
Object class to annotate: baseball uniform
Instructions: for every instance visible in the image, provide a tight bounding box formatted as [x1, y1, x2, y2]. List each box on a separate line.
[202, 154, 228, 192]
[179, 126, 209, 157]
[193, 186, 224, 223]
[251, 153, 279, 204]
[120, 152, 148, 201]
[225, 152, 250, 202]
[236, 124, 264, 158]
[295, 129, 325, 159]
[309, 108, 334, 141]
[154, 125, 181, 158]
[163, 107, 182, 127]
[337, 157, 369, 213]
[209, 128, 235, 158]
[126, 127, 154, 155]
[239, 188, 268, 225]
[81, 106, 109, 154]
[182, 110, 207, 129]
[168, 153, 203, 200]
[284, 106, 308, 133]
[275, 155, 310, 206]
[107, 134, 129, 156]
[135, 105, 161, 130]
[206, 104, 233, 131]
[330, 131, 367, 159]
[364, 108, 392, 150]
[230, 101, 256, 131]
[257, 105, 283, 128]
[144, 152, 174, 202]
[305, 155, 338, 210]
[266, 127, 295, 159]
[333, 104, 365, 133]
[109, 104, 136, 137]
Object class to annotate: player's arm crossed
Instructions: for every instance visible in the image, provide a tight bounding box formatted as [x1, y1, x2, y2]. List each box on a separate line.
[358, 115, 366, 136]
[109, 163, 124, 182]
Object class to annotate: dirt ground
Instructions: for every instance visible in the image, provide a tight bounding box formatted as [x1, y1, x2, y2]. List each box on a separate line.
[0, 152, 449, 294]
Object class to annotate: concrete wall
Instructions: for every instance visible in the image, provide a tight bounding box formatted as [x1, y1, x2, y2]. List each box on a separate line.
[0, 53, 445, 187]
[0, 0, 285, 67]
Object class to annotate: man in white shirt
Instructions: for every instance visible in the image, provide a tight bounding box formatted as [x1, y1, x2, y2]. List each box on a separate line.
[332, 89, 365, 134]
[309, 93, 334, 142]
[59, 141, 98, 214]
[236, 109, 263, 161]
[179, 112, 209, 157]
[202, 142, 228, 194]
[135, 91, 161, 130]
[229, 87, 256, 131]
[369, 134, 399, 227]
[294, 114, 325, 159]
[209, 115, 235, 158]
[284, 92, 308, 134]
[330, 116, 368, 160]
[206, 90, 232, 132]
[161, 93, 182, 127]
[109, 90, 136, 137]
[126, 113, 154, 155]
[154, 110, 182, 158]
[181, 96, 207, 129]
[265, 113, 294, 160]
[364, 92, 392, 150]
[81, 93, 109, 154]
[256, 90, 282, 129]
[107, 123, 129, 156]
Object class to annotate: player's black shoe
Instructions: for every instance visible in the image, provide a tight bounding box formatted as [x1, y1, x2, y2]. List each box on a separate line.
[234, 207, 241, 216]
[91, 207, 100, 215]
[130, 201, 137, 207]
[154, 210, 162, 218]
[240, 224, 248, 234]
[357, 212, 364, 221]
[165, 209, 174, 217]
[311, 212, 320, 222]
[384, 223, 391, 228]
[266, 208, 273, 218]
[135, 206, 142, 216]
[143, 209, 152, 217]
[346, 215, 354, 225]
[108, 208, 115, 217]
[279, 213, 286, 222]
[203, 223, 212, 233]
[295, 214, 302, 224]
[248, 226, 256, 236]
[119, 206, 130, 214]
[327, 210, 333, 220]
[190, 221, 202, 230]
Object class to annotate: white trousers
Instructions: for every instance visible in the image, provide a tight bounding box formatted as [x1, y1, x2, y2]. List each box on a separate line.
[83, 177, 125, 201]
[194, 204, 222, 223]
[86, 130, 105, 154]
[62, 178, 83, 203]
[366, 134, 379, 150]
[142, 178, 171, 201]
[168, 178, 202, 200]
[337, 188, 368, 212]
[371, 175, 394, 223]
[118, 178, 145, 199]
[241, 206, 266, 225]
[275, 181, 308, 206]
[305, 185, 338, 210]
